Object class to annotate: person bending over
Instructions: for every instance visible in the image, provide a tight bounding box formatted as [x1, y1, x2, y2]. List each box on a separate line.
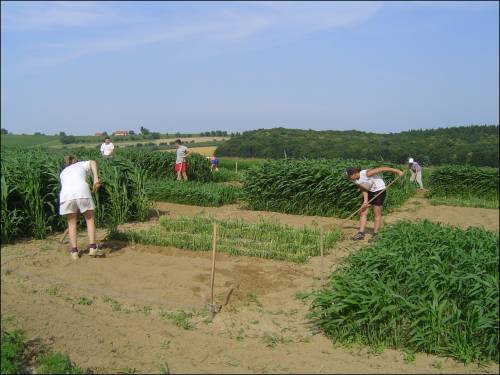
[345, 165, 403, 242]
[59, 155, 102, 259]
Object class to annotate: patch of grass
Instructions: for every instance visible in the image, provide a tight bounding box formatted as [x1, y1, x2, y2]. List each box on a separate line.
[1, 329, 25, 374]
[102, 296, 122, 311]
[403, 351, 416, 364]
[250, 320, 259, 325]
[77, 297, 92, 306]
[142, 305, 152, 315]
[429, 196, 498, 209]
[160, 310, 194, 330]
[110, 216, 342, 263]
[37, 352, 82, 374]
[45, 286, 60, 296]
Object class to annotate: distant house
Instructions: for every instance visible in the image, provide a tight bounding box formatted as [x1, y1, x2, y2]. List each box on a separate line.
[95, 132, 105, 136]
[113, 130, 129, 136]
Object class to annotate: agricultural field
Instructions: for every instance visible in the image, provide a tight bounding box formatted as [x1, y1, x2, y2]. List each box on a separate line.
[427, 165, 499, 209]
[1, 144, 499, 374]
[0, 134, 61, 147]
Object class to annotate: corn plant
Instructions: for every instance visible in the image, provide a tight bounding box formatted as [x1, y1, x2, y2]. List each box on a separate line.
[146, 179, 242, 206]
[309, 220, 499, 363]
[428, 165, 499, 208]
[110, 216, 342, 263]
[243, 159, 415, 218]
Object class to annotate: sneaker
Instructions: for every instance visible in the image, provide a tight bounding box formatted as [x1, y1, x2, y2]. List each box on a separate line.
[351, 232, 365, 240]
[369, 233, 378, 243]
[89, 245, 99, 257]
[70, 249, 79, 260]
[89, 245, 104, 258]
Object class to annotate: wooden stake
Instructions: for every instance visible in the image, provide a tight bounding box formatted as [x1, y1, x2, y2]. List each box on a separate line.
[320, 225, 325, 284]
[210, 222, 217, 310]
[235, 161, 238, 173]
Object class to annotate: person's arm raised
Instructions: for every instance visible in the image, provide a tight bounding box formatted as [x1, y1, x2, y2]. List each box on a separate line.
[366, 166, 404, 177]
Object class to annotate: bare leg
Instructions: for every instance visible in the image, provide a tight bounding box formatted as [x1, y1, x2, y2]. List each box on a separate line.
[359, 206, 369, 233]
[182, 171, 188, 181]
[373, 205, 382, 233]
[83, 210, 96, 245]
[67, 213, 78, 249]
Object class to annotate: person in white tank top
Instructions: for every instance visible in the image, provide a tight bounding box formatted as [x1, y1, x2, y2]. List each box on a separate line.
[345, 165, 404, 242]
[59, 155, 102, 259]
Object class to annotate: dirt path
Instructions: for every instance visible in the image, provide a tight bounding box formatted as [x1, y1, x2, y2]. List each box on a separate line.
[1, 196, 498, 374]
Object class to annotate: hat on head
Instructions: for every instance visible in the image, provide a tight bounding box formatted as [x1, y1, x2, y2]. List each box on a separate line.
[408, 158, 414, 163]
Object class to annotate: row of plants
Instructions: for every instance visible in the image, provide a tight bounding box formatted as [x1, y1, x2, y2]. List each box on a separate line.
[110, 216, 342, 263]
[1, 147, 215, 243]
[146, 179, 242, 207]
[1, 329, 81, 374]
[243, 159, 416, 218]
[309, 220, 499, 364]
[427, 165, 499, 209]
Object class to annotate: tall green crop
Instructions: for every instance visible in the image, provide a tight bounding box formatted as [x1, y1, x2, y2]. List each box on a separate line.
[309, 220, 499, 363]
[243, 159, 415, 218]
[428, 165, 499, 208]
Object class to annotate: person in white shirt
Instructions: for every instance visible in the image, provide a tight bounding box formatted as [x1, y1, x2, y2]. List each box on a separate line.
[59, 155, 102, 259]
[100, 137, 114, 157]
[408, 157, 424, 190]
[175, 139, 192, 181]
[345, 165, 404, 242]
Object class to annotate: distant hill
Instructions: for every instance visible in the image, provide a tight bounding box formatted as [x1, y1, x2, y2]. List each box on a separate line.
[215, 125, 499, 167]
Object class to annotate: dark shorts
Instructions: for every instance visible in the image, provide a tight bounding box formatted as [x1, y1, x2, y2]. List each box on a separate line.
[368, 190, 386, 206]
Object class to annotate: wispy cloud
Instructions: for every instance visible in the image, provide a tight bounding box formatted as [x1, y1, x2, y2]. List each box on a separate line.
[2, 1, 383, 70]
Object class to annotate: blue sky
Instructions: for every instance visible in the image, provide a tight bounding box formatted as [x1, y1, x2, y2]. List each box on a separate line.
[1, 1, 498, 135]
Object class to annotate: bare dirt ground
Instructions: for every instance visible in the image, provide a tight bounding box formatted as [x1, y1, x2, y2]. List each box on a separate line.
[1, 194, 498, 374]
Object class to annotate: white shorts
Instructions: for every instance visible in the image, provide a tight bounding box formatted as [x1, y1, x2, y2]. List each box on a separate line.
[59, 198, 95, 215]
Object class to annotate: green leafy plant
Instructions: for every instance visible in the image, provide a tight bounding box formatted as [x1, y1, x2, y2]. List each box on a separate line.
[243, 159, 415, 218]
[309, 220, 499, 364]
[110, 216, 342, 263]
[428, 165, 499, 208]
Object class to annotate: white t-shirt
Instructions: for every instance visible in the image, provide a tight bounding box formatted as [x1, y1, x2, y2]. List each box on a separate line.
[59, 161, 93, 202]
[176, 145, 188, 164]
[355, 170, 386, 192]
[100, 142, 114, 156]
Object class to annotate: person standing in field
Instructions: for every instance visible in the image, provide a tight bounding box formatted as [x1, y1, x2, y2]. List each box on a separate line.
[210, 155, 219, 172]
[408, 157, 424, 190]
[59, 155, 102, 259]
[100, 137, 114, 157]
[175, 139, 192, 181]
[345, 165, 404, 242]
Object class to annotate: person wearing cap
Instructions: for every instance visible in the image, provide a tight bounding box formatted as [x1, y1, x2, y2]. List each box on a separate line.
[345, 165, 404, 242]
[408, 157, 424, 190]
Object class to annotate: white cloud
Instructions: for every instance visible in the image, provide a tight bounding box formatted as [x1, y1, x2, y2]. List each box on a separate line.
[2, 1, 384, 69]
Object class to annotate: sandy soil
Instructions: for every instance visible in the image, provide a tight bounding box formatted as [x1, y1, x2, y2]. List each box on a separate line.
[1, 195, 498, 374]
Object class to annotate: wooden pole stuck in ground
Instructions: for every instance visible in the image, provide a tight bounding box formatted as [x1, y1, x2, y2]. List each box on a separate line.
[235, 161, 238, 173]
[209, 222, 217, 313]
[320, 225, 325, 284]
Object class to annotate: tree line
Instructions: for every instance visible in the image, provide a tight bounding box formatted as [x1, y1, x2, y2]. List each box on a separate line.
[214, 125, 499, 167]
